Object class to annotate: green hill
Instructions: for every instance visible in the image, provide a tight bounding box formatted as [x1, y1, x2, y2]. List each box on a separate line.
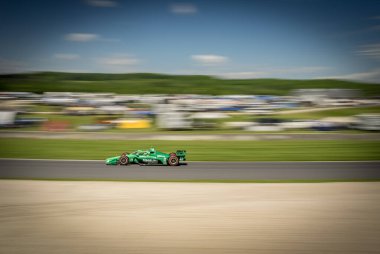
[0, 72, 379, 96]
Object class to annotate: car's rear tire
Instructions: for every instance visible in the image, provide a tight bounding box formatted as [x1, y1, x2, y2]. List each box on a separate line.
[168, 156, 179, 166]
[119, 154, 129, 166]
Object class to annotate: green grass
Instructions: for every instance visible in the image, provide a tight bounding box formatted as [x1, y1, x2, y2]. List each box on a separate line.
[30, 104, 62, 112]
[25, 113, 100, 125]
[13, 114, 103, 131]
[1, 138, 379, 161]
[1, 72, 379, 96]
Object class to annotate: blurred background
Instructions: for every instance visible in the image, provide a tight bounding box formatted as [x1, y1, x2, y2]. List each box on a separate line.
[0, 86, 379, 133]
[0, 0, 379, 160]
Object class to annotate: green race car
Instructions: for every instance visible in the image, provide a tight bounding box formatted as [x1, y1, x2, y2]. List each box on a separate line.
[105, 148, 186, 166]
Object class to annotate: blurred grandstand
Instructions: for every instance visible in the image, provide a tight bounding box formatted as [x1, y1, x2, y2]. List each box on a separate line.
[0, 89, 379, 132]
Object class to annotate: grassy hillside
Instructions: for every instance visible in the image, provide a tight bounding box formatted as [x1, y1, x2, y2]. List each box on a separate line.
[1, 72, 379, 96]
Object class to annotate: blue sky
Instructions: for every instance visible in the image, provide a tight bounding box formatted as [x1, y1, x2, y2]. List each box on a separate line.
[1, 0, 380, 81]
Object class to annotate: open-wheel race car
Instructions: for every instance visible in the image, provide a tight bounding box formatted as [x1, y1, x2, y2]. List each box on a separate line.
[105, 148, 187, 166]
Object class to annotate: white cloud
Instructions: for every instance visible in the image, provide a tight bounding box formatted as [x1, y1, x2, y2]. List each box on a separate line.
[93, 56, 140, 73]
[357, 43, 380, 60]
[218, 71, 269, 79]
[64, 33, 119, 43]
[191, 54, 228, 65]
[318, 69, 380, 83]
[0, 58, 27, 74]
[85, 0, 117, 7]
[368, 25, 380, 32]
[217, 66, 329, 79]
[65, 33, 99, 42]
[283, 66, 329, 74]
[336, 25, 380, 38]
[170, 3, 197, 14]
[54, 54, 80, 60]
[97, 56, 139, 66]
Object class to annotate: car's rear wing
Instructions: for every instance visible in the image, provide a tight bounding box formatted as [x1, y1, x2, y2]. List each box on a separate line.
[176, 150, 186, 157]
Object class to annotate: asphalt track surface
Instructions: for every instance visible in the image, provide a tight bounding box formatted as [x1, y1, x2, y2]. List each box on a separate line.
[0, 159, 379, 180]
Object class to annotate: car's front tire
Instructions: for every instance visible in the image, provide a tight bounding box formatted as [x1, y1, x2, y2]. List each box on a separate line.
[119, 153, 129, 166]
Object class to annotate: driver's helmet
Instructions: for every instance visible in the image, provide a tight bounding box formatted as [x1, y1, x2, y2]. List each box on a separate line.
[149, 148, 155, 153]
